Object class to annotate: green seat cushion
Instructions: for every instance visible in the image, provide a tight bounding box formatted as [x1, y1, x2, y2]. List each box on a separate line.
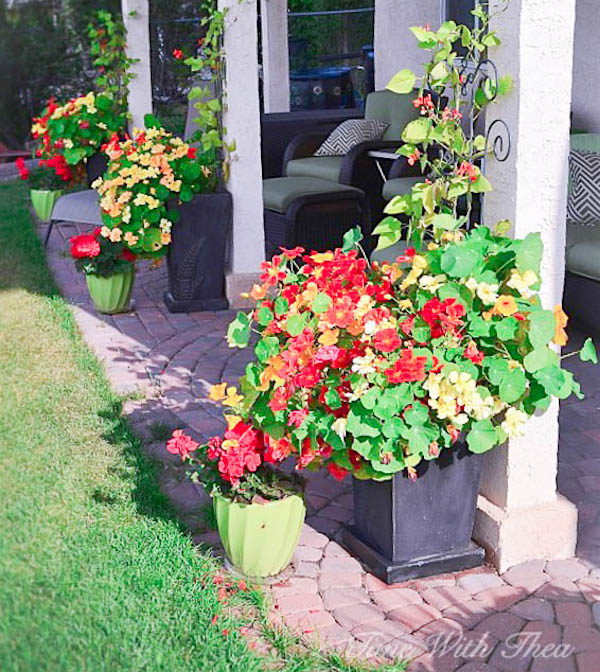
[365, 90, 419, 142]
[566, 222, 600, 281]
[263, 177, 363, 214]
[370, 239, 410, 265]
[570, 133, 600, 153]
[286, 156, 344, 183]
[382, 176, 423, 201]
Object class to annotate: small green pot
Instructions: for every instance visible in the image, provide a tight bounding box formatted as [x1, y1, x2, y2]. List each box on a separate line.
[30, 189, 63, 222]
[213, 493, 306, 578]
[86, 269, 134, 314]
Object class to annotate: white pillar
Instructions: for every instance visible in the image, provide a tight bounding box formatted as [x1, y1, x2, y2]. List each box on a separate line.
[121, 0, 153, 131]
[374, 0, 441, 90]
[474, 0, 578, 572]
[260, 0, 290, 113]
[219, 0, 265, 305]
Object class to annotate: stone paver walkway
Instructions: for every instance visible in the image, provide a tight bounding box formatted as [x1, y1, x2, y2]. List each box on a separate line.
[42, 217, 600, 672]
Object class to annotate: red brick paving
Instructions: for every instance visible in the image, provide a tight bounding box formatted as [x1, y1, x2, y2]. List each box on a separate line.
[43, 218, 600, 670]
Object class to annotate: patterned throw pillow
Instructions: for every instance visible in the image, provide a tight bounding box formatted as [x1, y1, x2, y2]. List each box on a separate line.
[314, 119, 389, 157]
[567, 150, 600, 226]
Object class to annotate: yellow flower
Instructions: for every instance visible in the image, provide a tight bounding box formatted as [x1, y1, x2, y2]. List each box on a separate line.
[224, 414, 242, 430]
[501, 407, 528, 438]
[318, 329, 339, 346]
[553, 305, 569, 346]
[494, 295, 518, 317]
[311, 251, 334, 263]
[109, 228, 122, 243]
[161, 232, 172, 245]
[506, 269, 538, 298]
[419, 274, 447, 293]
[332, 418, 347, 441]
[209, 382, 227, 401]
[222, 386, 244, 407]
[124, 231, 139, 246]
[100, 226, 111, 238]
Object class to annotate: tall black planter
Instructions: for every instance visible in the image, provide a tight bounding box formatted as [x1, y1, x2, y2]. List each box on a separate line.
[164, 191, 232, 313]
[342, 444, 485, 584]
[86, 152, 108, 187]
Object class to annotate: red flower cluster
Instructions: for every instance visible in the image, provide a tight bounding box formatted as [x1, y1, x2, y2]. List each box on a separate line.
[173, 48, 184, 60]
[412, 94, 435, 116]
[457, 161, 478, 183]
[16, 157, 29, 180]
[40, 155, 73, 183]
[70, 233, 101, 259]
[384, 348, 428, 384]
[166, 429, 199, 460]
[419, 297, 465, 339]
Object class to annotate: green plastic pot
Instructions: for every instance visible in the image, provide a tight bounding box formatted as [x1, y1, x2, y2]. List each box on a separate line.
[86, 269, 134, 314]
[213, 493, 306, 577]
[30, 189, 63, 222]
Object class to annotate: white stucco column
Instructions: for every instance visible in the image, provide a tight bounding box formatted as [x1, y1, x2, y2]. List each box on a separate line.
[474, 0, 578, 572]
[260, 0, 290, 113]
[121, 0, 153, 130]
[373, 0, 441, 90]
[219, 0, 265, 306]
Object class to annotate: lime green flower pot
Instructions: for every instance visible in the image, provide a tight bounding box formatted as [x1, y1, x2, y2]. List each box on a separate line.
[30, 189, 63, 222]
[213, 493, 306, 578]
[86, 269, 134, 315]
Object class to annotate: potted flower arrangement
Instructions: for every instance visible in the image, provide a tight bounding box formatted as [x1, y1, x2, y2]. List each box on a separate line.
[16, 156, 72, 222]
[166, 419, 305, 578]
[206, 8, 599, 583]
[31, 91, 125, 185]
[91, 124, 228, 311]
[70, 228, 136, 314]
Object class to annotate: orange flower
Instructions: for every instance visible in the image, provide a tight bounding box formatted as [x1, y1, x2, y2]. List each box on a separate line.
[494, 295, 518, 317]
[553, 305, 569, 346]
[318, 329, 339, 346]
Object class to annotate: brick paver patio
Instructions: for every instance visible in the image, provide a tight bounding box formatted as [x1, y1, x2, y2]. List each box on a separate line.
[42, 218, 600, 671]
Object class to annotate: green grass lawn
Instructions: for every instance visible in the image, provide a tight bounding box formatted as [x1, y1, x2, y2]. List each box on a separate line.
[0, 181, 404, 672]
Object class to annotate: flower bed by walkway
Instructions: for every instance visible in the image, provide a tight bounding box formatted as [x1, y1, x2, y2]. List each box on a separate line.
[38, 202, 600, 672]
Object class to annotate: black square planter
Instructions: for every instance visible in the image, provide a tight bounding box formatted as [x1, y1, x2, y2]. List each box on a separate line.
[342, 444, 485, 584]
[164, 191, 232, 313]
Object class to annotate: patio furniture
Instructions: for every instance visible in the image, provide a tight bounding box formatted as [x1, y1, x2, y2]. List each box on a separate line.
[563, 133, 600, 331]
[263, 176, 369, 259]
[282, 89, 419, 221]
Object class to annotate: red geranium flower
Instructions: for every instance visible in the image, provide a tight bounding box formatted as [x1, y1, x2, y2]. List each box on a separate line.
[121, 247, 136, 262]
[173, 48, 184, 60]
[464, 341, 484, 365]
[166, 429, 199, 460]
[326, 462, 350, 481]
[70, 233, 101, 259]
[187, 147, 196, 159]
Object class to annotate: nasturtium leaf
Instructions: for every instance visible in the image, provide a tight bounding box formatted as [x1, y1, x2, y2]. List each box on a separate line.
[346, 407, 382, 438]
[342, 226, 363, 251]
[528, 310, 556, 348]
[382, 417, 406, 440]
[403, 424, 438, 454]
[402, 118, 431, 144]
[324, 388, 342, 410]
[580, 338, 598, 364]
[286, 313, 306, 336]
[499, 368, 527, 403]
[485, 357, 511, 386]
[244, 362, 261, 388]
[351, 438, 378, 459]
[254, 336, 279, 362]
[180, 184, 194, 202]
[359, 386, 381, 410]
[386, 68, 416, 94]
[371, 455, 405, 473]
[312, 292, 332, 314]
[256, 306, 274, 327]
[374, 389, 402, 421]
[494, 317, 518, 341]
[440, 245, 481, 277]
[404, 403, 429, 426]
[523, 347, 558, 373]
[516, 232, 543, 274]
[534, 364, 567, 397]
[274, 296, 289, 316]
[469, 315, 493, 338]
[467, 419, 498, 454]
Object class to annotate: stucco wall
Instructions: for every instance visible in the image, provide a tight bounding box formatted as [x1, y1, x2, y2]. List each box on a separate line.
[572, 0, 600, 132]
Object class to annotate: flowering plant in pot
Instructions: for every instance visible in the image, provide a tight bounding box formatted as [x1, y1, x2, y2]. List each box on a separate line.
[91, 125, 216, 258]
[70, 228, 136, 314]
[31, 92, 125, 183]
[166, 418, 305, 578]
[219, 6, 599, 583]
[16, 156, 72, 222]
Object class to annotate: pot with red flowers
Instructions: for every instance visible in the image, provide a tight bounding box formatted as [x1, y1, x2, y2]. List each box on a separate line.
[166, 421, 305, 578]
[70, 228, 136, 314]
[16, 157, 72, 222]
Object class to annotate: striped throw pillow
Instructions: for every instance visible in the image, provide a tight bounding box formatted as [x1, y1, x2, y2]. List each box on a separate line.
[314, 119, 389, 157]
[567, 150, 600, 226]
